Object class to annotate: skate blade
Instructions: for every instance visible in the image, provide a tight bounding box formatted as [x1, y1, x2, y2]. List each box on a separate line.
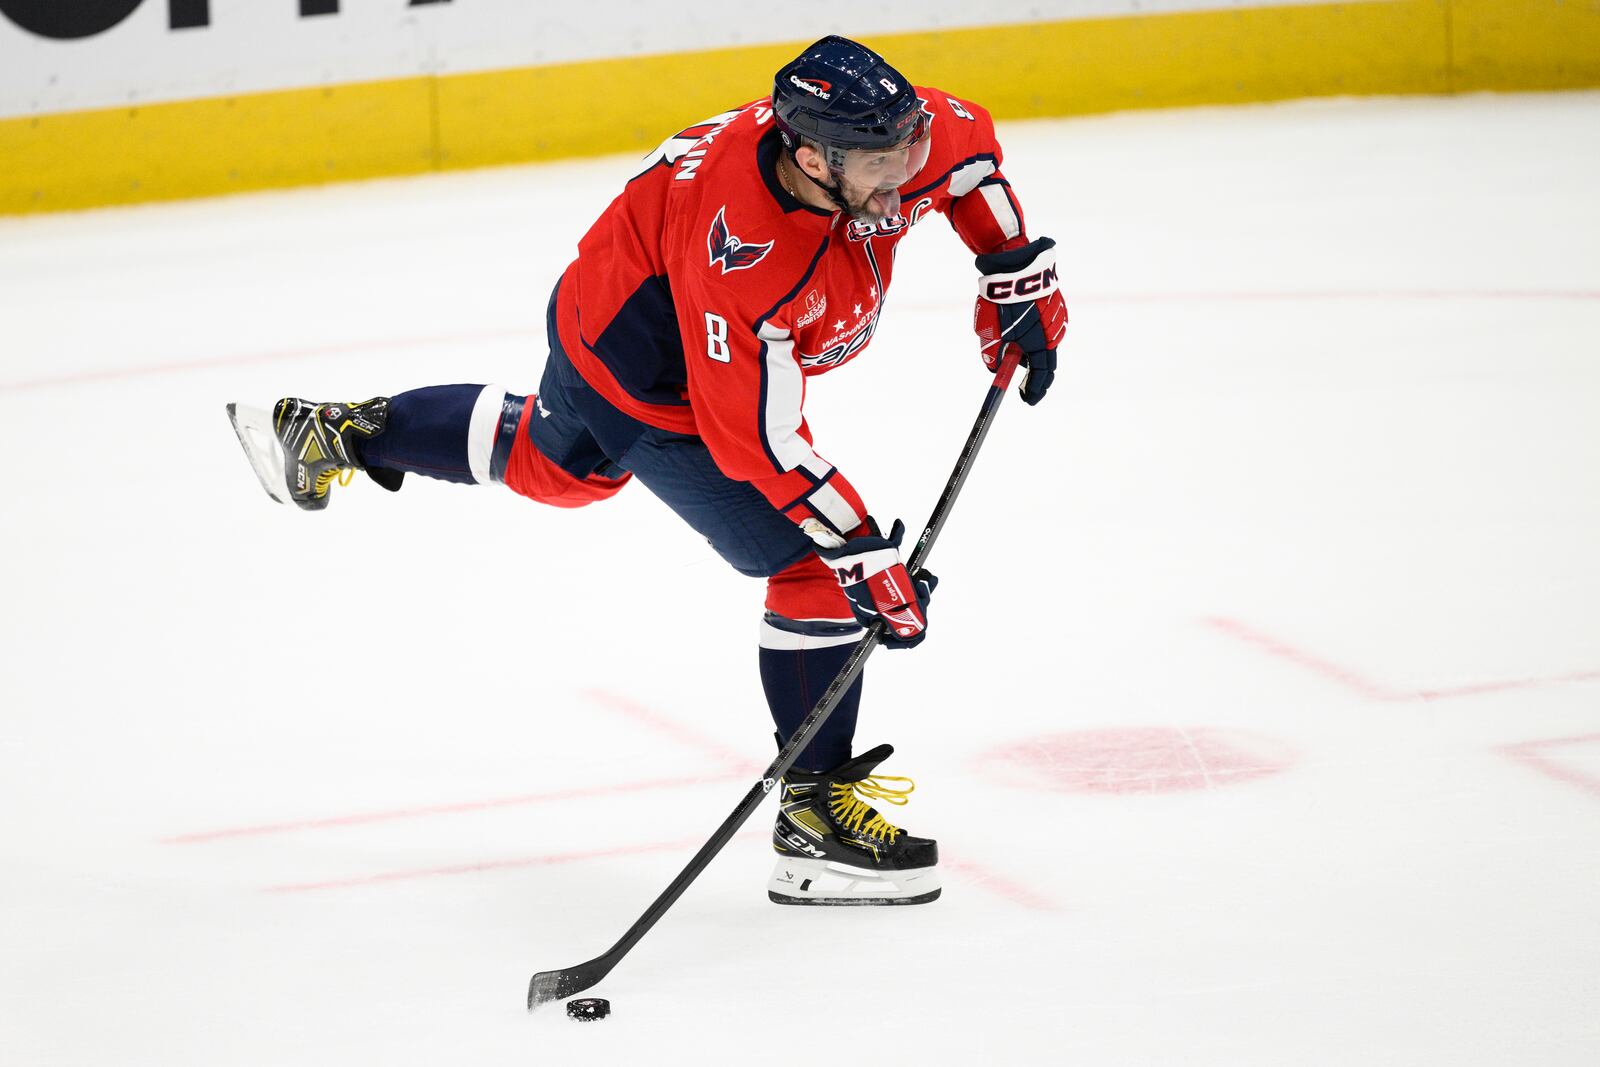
[767, 857, 941, 906]
[767, 887, 942, 907]
[226, 402, 291, 505]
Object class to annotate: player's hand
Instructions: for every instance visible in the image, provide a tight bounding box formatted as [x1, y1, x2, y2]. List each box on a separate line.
[815, 518, 938, 649]
[973, 236, 1068, 406]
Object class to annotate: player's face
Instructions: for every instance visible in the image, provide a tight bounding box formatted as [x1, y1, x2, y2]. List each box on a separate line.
[831, 119, 932, 222]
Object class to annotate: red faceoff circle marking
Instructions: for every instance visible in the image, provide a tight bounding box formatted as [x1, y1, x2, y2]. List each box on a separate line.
[976, 727, 1297, 795]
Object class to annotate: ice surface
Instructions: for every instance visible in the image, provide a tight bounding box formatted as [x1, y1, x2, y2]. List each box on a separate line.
[1, 92, 1597, 1065]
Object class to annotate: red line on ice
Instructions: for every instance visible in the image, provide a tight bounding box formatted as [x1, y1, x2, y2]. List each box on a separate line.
[0, 325, 542, 394]
[268, 838, 1059, 910]
[582, 688, 760, 773]
[1203, 617, 1400, 700]
[161, 773, 745, 845]
[1499, 734, 1600, 799]
[941, 859, 1060, 911]
[164, 693, 758, 844]
[1204, 617, 1600, 703]
[1414, 670, 1600, 700]
[265, 831, 766, 893]
[6, 289, 1595, 394]
[1072, 288, 1600, 304]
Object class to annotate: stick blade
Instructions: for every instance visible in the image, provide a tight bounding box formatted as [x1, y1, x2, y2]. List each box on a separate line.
[526, 962, 605, 1012]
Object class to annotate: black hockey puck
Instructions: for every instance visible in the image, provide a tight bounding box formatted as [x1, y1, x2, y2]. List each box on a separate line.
[566, 998, 610, 1021]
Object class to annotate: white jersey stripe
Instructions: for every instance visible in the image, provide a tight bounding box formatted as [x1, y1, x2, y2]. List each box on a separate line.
[758, 323, 823, 474]
[979, 182, 1022, 242]
[799, 456, 834, 481]
[808, 479, 863, 535]
[466, 384, 505, 485]
[948, 157, 998, 197]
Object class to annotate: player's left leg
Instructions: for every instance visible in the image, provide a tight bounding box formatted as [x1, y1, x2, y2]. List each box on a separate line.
[606, 439, 941, 905]
[760, 555, 940, 905]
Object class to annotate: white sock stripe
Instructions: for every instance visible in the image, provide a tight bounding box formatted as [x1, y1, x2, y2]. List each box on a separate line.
[466, 384, 506, 485]
[759, 618, 863, 651]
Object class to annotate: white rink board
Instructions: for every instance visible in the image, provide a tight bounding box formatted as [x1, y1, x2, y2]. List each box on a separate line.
[0, 93, 1597, 1065]
[0, 0, 1372, 117]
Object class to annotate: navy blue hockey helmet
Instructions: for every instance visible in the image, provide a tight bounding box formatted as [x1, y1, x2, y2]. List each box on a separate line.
[772, 36, 928, 170]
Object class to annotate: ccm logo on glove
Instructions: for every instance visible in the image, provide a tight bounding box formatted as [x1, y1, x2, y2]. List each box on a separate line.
[816, 518, 938, 648]
[983, 265, 1059, 302]
[973, 236, 1068, 406]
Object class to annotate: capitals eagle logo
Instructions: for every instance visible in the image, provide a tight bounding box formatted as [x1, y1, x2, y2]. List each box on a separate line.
[707, 206, 773, 274]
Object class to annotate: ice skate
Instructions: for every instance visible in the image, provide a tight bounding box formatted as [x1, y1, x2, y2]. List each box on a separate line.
[768, 743, 940, 906]
[227, 397, 390, 510]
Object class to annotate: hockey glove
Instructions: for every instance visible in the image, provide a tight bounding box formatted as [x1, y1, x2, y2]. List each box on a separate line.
[973, 236, 1068, 406]
[816, 519, 938, 649]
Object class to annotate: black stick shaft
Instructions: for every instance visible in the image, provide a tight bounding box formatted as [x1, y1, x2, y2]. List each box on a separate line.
[528, 351, 1025, 1010]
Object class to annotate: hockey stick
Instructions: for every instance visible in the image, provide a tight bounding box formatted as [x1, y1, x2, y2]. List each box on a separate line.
[527, 347, 1027, 1011]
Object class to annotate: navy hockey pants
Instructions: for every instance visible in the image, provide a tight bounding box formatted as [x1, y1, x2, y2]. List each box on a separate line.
[356, 287, 866, 771]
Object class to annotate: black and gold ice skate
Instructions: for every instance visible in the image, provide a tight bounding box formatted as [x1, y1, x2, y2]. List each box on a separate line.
[227, 397, 392, 510]
[769, 743, 940, 906]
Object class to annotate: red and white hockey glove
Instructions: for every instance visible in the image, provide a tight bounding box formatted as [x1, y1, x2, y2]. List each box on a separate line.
[816, 519, 939, 649]
[973, 236, 1068, 406]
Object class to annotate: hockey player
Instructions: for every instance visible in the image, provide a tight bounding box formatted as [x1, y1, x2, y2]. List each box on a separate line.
[228, 36, 1066, 906]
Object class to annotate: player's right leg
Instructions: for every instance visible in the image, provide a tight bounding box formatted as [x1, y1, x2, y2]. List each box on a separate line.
[227, 397, 392, 511]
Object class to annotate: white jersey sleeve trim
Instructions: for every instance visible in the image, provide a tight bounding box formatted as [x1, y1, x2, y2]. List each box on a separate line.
[808, 480, 864, 537]
[978, 183, 1022, 242]
[467, 384, 506, 485]
[948, 158, 998, 197]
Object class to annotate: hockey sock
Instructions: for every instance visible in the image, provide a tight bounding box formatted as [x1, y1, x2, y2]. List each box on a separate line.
[758, 615, 865, 772]
[355, 384, 508, 485]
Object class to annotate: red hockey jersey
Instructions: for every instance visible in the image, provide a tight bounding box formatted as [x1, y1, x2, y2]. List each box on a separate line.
[553, 88, 1028, 540]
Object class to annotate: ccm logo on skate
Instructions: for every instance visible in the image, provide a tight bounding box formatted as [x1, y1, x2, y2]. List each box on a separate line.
[985, 266, 1058, 301]
[784, 834, 825, 858]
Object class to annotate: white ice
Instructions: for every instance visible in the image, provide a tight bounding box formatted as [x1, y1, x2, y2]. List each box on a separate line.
[2, 92, 1597, 1065]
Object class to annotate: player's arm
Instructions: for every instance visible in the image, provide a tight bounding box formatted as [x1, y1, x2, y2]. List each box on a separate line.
[676, 272, 868, 543]
[676, 273, 933, 646]
[931, 92, 1068, 406]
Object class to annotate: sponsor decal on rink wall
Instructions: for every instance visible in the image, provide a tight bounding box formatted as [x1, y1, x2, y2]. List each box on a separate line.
[1, 0, 1597, 214]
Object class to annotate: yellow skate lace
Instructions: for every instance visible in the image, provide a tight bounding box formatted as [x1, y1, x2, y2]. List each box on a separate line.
[829, 774, 915, 843]
[313, 467, 356, 497]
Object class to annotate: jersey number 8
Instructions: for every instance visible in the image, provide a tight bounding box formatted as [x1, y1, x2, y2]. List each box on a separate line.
[705, 312, 731, 362]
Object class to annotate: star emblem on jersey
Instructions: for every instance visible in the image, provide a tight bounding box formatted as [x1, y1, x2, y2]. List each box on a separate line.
[707, 206, 774, 274]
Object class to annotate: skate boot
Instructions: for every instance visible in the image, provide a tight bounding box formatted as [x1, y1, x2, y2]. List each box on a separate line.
[768, 743, 940, 906]
[227, 397, 390, 510]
